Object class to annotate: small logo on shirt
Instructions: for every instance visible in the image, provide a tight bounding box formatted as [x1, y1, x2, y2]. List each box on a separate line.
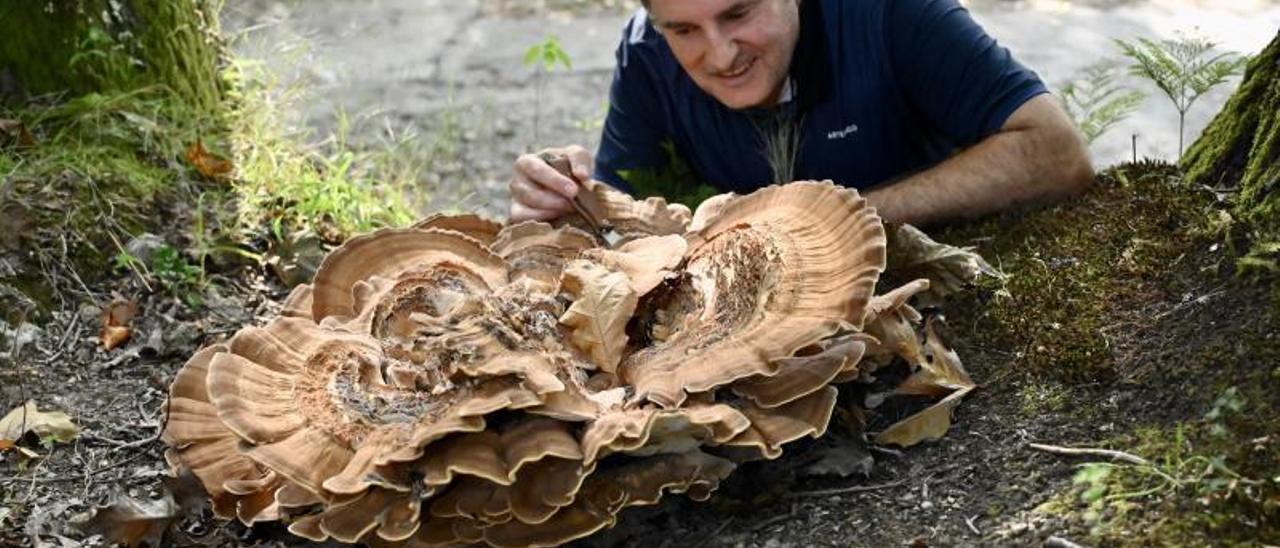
[827, 123, 859, 140]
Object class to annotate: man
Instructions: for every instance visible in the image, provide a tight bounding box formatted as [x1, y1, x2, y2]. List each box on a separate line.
[508, 0, 1093, 226]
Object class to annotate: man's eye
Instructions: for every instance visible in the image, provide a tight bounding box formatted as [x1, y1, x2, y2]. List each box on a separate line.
[725, 8, 748, 20]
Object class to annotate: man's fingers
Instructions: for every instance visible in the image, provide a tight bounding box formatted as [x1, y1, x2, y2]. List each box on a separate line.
[515, 153, 579, 198]
[564, 145, 595, 182]
[510, 201, 564, 223]
[510, 177, 573, 212]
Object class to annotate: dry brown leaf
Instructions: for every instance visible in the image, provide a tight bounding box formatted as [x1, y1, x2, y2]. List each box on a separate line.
[100, 298, 140, 350]
[0, 118, 37, 148]
[581, 234, 687, 295]
[559, 260, 638, 373]
[0, 400, 80, 447]
[896, 317, 975, 397]
[185, 139, 233, 180]
[874, 386, 973, 447]
[78, 494, 178, 548]
[886, 223, 1003, 304]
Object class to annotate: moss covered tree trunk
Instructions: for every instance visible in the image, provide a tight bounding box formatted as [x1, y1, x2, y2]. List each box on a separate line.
[0, 0, 224, 111]
[1183, 31, 1280, 259]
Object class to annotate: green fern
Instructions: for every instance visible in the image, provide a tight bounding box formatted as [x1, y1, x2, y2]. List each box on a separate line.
[1116, 34, 1247, 158]
[1058, 59, 1147, 145]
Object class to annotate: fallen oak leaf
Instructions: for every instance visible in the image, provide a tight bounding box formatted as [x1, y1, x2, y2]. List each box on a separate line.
[0, 400, 80, 448]
[874, 386, 974, 447]
[100, 298, 140, 350]
[185, 139, 233, 180]
[558, 260, 638, 373]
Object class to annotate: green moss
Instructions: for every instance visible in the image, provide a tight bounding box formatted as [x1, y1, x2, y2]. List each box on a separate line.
[0, 0, 225, 112]
[937, 161, 1217, 384]
[1051, 412, 1280, 546]
[0, 83, 225, 310]
[1183, 33, 1280, 272]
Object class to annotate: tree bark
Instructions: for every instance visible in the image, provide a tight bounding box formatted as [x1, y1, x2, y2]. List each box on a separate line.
[0, 0, 224, 111]
[1182, 31, 1280, 255]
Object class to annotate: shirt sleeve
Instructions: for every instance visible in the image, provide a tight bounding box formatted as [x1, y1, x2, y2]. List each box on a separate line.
[593, 15, 669, 193]
[886, 0, 1047, 146]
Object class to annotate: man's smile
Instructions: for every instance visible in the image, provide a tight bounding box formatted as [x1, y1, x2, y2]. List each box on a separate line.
[715, 56, 756, 84]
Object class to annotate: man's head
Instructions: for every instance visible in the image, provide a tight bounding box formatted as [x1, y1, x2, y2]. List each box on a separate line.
[644, 0, 802, 110]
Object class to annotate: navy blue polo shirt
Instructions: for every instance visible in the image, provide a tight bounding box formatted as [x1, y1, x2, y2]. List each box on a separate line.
[594, 0, 1048, 194]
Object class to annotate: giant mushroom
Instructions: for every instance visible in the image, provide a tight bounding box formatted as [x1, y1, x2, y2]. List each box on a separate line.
[164, 180, 976, 546]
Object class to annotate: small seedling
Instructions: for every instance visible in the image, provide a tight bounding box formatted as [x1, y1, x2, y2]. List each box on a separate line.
[1116, 34, 1247, 158]
[523, 36, 573, 145]
[152, 245, 204, 305]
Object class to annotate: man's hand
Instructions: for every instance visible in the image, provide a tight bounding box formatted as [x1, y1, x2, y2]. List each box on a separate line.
[509, 145, 595, 222]
[865, 94, 1094, 226]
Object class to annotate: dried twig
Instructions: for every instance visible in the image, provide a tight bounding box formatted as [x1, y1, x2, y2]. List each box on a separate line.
[964, 514, 981, 535]
[748, 503, 797, 532]
[784, 478, 910, 499]
[1027, 442, 1150, 466]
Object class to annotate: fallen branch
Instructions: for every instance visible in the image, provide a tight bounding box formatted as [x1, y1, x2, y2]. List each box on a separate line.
[1027, 443, 1149, 466]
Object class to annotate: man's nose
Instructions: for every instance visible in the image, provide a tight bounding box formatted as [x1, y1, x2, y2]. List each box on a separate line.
[705, 26, 739, 73]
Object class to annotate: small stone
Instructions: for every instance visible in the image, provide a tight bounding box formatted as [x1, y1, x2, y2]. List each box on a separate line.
[124, 233, 166, 265]
[920, 500, 934, 510]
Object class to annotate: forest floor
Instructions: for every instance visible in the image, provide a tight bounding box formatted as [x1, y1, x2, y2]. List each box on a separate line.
[3, 1, 1279, 547]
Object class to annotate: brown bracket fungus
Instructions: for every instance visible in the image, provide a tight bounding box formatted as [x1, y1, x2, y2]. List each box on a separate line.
[165, 181, 984, 547]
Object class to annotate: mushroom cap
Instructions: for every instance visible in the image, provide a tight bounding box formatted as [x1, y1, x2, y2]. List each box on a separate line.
[490, 222, 597, 290]
[412, 213, 505, 246]
[162, 344, 281, 524]
[621, 181, 886, 407]
[311, 228, 509, 322]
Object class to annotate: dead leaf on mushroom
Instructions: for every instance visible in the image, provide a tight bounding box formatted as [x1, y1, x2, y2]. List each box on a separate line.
[0, 400, 80, 449]
[559, 260, 638, 373]
[185, 139, 233, 180]
[100, 298, 140, 350]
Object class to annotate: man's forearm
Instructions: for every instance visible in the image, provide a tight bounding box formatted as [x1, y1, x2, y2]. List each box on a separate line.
[865, 96, 1095, 226]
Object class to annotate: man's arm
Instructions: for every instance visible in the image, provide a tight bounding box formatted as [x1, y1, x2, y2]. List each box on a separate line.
[864, 94, 1094, 226]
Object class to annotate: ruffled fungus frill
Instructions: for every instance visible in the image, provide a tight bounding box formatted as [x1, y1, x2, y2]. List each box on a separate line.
[165, 180, 976, 547]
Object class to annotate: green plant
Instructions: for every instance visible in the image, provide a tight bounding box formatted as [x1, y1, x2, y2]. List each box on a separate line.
[1205, 386, 1246, 436]
[1058, 59, 1148, 145]
[152, 245, 204, 304]
[225, 56, 417, 241]
[523, 35, 573, 144]
[619, 140, 719, 208]
[1116, 34, 1247, 158]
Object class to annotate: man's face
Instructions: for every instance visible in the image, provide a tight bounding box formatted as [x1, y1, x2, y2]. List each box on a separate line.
[648, 0, 802, 110]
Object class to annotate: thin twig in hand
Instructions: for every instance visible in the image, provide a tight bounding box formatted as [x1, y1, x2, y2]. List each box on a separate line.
[1027, 443, 1150, 466]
